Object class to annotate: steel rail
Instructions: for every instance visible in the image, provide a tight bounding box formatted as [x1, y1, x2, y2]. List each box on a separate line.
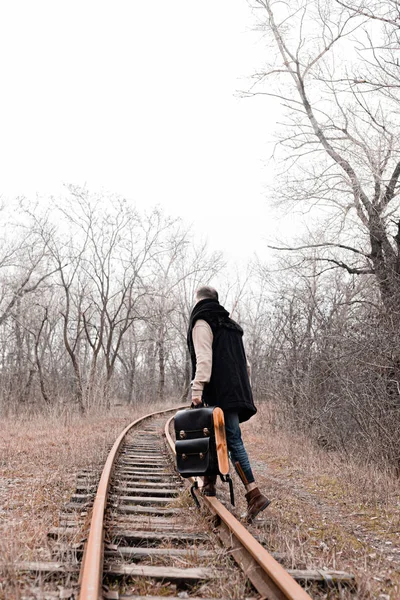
[165, 414, 313, 600]
[78, 406, 185, 600]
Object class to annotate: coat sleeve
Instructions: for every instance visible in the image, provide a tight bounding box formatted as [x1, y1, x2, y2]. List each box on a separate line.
[191, 319, 213, 399]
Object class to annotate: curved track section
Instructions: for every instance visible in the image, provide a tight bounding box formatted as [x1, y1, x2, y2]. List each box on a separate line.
[77, 406, 343, 600]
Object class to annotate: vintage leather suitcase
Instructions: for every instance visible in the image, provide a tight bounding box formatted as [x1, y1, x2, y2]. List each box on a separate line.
[174, 406, 218, 477]
[174, 405, 234, 505]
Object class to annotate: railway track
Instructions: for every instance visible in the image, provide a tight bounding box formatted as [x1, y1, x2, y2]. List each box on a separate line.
[14, 406, 355, 600]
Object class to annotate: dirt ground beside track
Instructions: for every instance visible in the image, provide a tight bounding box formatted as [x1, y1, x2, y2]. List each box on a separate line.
[1, 401, 399, 599]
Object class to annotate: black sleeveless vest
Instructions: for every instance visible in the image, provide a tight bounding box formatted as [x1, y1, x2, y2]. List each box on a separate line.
[187, 299, 256, 423]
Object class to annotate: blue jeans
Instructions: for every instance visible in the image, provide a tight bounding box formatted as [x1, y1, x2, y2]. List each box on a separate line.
[224, 410, 255, 484]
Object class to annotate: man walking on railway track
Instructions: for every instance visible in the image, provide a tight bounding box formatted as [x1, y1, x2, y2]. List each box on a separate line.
[187, 285, 270, 522]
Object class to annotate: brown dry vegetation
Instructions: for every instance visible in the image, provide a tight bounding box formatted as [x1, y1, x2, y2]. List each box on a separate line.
[1, 401, 399, 599]
[0, 401, 171, 599]
[239, 403, 400, 600]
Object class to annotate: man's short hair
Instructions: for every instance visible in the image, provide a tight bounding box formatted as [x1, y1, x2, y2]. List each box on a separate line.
[195, 286, 219, 302]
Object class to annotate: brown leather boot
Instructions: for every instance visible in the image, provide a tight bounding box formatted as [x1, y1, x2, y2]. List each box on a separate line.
[201, 475, 217, 496]
[245, 487, 271, 522]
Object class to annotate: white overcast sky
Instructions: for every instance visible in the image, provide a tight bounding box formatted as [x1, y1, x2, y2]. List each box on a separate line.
[0, 1, 282, 262]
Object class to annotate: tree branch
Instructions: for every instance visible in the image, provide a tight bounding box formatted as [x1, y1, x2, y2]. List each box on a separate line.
[267, 241, 371, 258]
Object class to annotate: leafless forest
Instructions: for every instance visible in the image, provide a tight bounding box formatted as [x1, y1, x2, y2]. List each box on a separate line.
[0, 187, 227, 415]
[248, 0, 400, 471]
[2, 1, 400, 473]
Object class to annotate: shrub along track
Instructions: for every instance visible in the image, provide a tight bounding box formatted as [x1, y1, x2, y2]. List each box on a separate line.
[13, 406, 355, 599]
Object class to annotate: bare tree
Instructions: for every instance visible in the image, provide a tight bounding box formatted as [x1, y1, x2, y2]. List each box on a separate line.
[0, 205, 59, 327]
[252, 0, 400, 311]
[247, 0, 400, 422]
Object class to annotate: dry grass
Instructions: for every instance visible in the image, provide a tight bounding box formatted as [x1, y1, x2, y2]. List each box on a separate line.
[238, 402, 400, 599]
[0, 400, 173, 599]
[3, 399, 400, 599]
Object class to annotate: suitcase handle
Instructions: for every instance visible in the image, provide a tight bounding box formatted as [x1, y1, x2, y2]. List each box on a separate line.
[190, 401, 209, 409]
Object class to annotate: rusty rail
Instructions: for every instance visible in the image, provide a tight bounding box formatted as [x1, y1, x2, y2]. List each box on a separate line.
[78, 406, 185, 600]
[164, 414, 313, 600]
